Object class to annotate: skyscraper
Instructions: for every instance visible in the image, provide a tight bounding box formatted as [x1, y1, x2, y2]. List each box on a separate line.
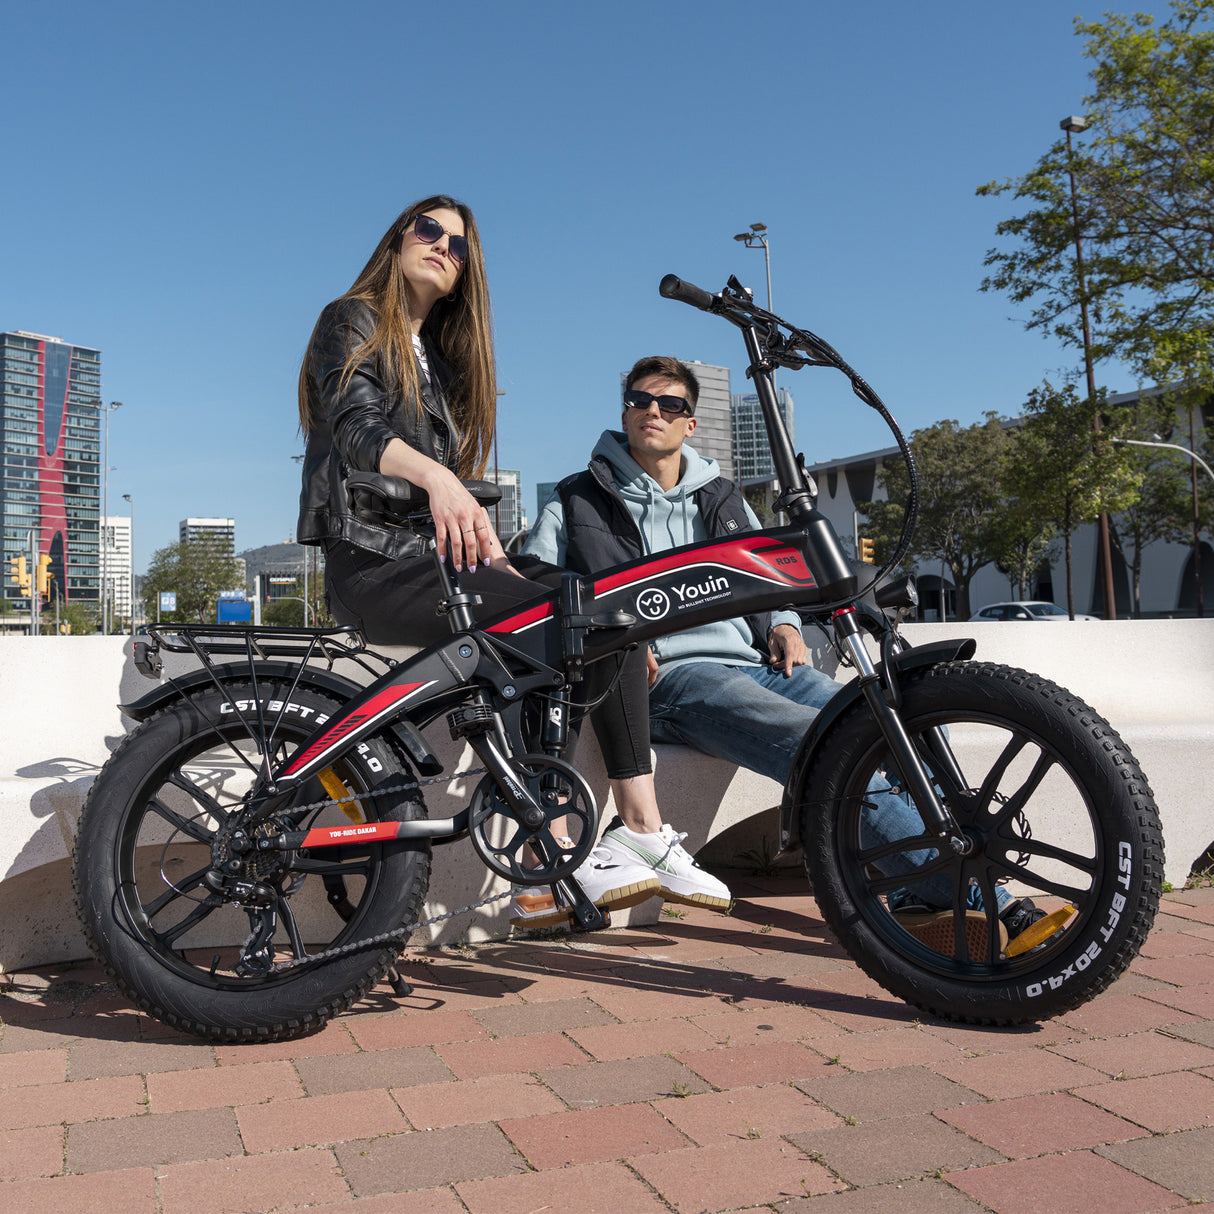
[488, 469, 525, 538]
[100, 514, 133, 626]
[1, 330, 102, 607]
[731, 386, 795, 481]
[683, 361, 733, 482]
[180, 517, 236, 551]
[536, 481, 559, 521]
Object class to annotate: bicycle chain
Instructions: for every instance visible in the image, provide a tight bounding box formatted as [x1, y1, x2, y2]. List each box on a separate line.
[266, 763, 519, 974]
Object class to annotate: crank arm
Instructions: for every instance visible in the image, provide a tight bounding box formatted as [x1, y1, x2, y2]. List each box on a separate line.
[550, 873, 610, 932]
[262, 811, 471, 852]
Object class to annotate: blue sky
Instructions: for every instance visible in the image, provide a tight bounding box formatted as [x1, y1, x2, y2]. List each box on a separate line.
[3, 0, 1175, 569]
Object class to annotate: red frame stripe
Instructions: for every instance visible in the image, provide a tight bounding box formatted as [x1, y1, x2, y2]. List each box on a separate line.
[281, 681, 429, 776]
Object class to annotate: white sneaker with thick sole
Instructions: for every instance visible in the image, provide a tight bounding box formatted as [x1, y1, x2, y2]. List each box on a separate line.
[597, 822, 732, 911]
[509, 845, 662, 929]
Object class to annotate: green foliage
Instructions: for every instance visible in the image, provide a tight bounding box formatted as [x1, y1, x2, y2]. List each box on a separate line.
[989, 499, 1059, 602]
[58, 600, 100, 635]
[743, 484, 776, 526]
[978, 1, 1214, 368]
[141, 540, 247, 624]
[859, 415, 1011, 618]
[1004, 383, 1142, 615]
[262, 596, 307, 626]
[1110, 387, 1210, 613]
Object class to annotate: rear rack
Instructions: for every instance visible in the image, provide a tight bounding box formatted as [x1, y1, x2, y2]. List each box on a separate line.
[135, 623, 397, 683]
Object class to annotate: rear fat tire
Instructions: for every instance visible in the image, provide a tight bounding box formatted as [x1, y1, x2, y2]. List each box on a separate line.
[73, 683, 430, 1042]
[800, 661, 1163, 1024]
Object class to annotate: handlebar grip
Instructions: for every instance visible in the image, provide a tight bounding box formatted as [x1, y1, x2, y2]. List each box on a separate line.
[659, 274, 716, 312]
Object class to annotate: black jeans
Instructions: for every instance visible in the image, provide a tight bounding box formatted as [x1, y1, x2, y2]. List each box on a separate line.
[323, 541, 652, 779]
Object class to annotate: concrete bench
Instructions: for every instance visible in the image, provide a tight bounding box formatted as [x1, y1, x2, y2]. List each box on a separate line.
[2, 620, 1210, 971]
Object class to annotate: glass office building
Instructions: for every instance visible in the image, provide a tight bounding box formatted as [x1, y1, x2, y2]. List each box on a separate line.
[731, 386, 795, 481]
[1, 330, 102, 606]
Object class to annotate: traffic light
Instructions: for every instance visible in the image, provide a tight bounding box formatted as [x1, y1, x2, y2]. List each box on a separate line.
[8, 555, 30, 593]
[859, 537, 876, 564]
[36, 554, 53, 598]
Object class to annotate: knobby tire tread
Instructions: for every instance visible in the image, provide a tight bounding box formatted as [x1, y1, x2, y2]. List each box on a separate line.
[801, 661, 1164, 1025]
[72, 684, 430, 1043]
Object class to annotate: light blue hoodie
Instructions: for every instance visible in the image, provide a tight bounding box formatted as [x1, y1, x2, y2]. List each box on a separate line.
[523, 430, 800, 677]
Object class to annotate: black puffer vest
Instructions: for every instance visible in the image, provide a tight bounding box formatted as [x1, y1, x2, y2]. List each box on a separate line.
[555, 454, 774, 656]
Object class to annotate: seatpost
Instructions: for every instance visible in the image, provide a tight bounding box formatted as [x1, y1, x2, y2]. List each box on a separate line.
[741, 324, 816, 527]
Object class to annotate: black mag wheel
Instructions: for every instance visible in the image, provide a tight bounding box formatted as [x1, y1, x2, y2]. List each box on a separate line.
[800, 661, 1163, 1024]
[73, 682, 430, 1042]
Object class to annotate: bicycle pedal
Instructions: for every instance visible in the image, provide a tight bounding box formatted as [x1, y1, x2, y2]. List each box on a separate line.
[568, 904, 610, 932]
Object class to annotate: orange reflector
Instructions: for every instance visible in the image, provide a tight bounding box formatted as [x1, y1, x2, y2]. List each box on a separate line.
[318, 768, 363, 823]
[513, 893, 556, 913]
[1004, 904, 1078, 957]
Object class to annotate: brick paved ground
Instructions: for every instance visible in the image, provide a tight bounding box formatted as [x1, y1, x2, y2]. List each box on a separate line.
[3, 874, 1214, 1213]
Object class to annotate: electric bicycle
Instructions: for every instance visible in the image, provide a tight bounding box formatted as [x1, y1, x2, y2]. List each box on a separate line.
[72, 274, 1164, 1041]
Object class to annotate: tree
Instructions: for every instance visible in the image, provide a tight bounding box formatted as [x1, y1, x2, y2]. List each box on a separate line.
[978, 1, 1214, 368]
[1135, 330, 1214, 614]
[141, 540, 246, 624]
[1108, 388, 1207, 614]
[989, 498, 1059, 601]
[858, 415, 1010, 619]
[58, 600, 100, 635]
[1004, 383, 1142, 617]
[262, 597, 306, 626]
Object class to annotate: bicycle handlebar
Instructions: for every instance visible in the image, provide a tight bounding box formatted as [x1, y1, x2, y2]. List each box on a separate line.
[659, 271, 922, 590]
[659, 274, 717, 313]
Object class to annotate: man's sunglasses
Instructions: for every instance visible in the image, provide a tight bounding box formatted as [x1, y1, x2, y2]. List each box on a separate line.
[623, 389, 694, 418]
[410, 214, 468, 265]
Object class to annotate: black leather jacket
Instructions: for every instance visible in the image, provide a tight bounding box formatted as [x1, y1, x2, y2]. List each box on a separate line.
[296, 297, 459, 560]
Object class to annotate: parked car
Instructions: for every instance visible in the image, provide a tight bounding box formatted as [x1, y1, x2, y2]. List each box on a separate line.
[970, 601, 1098, 622]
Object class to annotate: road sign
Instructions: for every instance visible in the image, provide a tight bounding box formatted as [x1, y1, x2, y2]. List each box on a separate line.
[159, 591, 177, 613]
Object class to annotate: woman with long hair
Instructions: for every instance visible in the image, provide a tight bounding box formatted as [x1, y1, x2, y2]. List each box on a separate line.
[296, 196, 721, 927]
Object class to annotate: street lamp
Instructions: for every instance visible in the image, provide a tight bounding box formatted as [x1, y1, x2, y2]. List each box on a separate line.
[1060, 116, 1118, 620]
[734, 223, 775, 408]
[100, 400, 123, 634]
[122, 493, 134, 639]
[1112, 437, 1211, 616]
[732, 222, 773, 311]
[494, 389, 506, 535]
[1111, 437, 1214, 486]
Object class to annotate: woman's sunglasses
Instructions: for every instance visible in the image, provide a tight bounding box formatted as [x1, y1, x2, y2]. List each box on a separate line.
[623, 389, 694, 418]
[409, 214, 468, 265]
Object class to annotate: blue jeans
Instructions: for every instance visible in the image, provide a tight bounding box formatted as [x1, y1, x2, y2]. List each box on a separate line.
[649, 661, 1007, 911]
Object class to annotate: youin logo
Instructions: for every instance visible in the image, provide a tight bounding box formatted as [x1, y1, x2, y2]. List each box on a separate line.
[636, 588, 671, 620]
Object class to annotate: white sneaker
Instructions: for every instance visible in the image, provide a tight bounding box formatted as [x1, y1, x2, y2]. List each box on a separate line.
[508, 845, 661, 929]
[597, 821, 732, 911]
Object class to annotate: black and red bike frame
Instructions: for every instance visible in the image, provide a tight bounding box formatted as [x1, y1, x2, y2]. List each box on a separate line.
[229, 274, 969, 873]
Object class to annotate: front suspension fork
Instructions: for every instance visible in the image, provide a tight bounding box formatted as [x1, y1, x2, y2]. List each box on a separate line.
[832, 608, 970, 855]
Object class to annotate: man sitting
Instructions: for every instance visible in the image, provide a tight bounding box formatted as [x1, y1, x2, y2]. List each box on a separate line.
[519, 356, 1036, 950]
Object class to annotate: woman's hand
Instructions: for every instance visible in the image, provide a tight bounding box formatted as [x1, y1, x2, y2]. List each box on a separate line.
[420, 466, 495, 571]
[378, 438, 494, 571]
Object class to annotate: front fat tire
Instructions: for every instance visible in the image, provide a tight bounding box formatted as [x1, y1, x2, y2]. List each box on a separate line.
[73, 683, 431, 1042]
[801, 661, 1163, 1024]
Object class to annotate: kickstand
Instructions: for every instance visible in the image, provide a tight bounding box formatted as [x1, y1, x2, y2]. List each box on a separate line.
[552, 875, 610, 932]
[384, 965, 413, 997]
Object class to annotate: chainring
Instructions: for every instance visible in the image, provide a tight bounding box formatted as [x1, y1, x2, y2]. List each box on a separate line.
[468, 753, 598, 883]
